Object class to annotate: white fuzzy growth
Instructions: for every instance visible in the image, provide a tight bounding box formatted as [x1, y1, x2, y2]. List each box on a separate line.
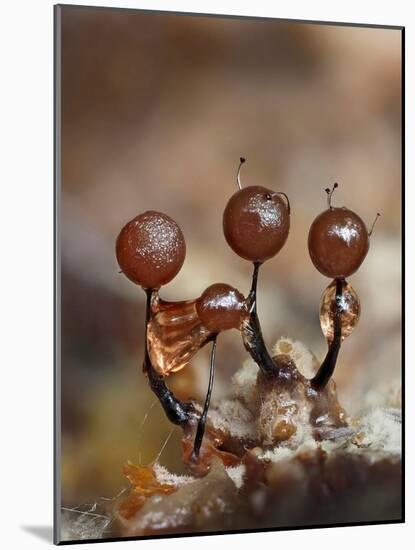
[272, 337, 319, 378]
[364, 381, 401, 410]
[153, 463, 195, 486]
[209, 398, 256, 439]
[261, 440, 319, 463]
[226, 464, 246, 489]
[132, 506, 190, 532]
[231, 358, 259, 410]
[353, 407, 401, 458]
[60, 507, 111, 541]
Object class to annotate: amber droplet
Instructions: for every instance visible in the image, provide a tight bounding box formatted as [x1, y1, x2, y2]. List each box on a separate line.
[116, 211, 186, 289]
[196, 283, 248, 332]
[117, 493, 146, 520]
[308, 207, 369, 278]
[147, 297, 213, 376]
[223, 186, 290, 262]
[123, 461, 177, 496]
[320, 280, 360, 343]
[182, 430, 240, 477]
[272, 419, 297, 442]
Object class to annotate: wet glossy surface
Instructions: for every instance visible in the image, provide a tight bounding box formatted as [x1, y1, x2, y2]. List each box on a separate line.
[116, 211, 186, 288]
[147, 295, 213, 376]
[223, 186, 290, 262]
[308, 207, 369, 278]
[256, 355, 348, 447]
[196, 283, 248, 332]
[320, 279, 360, 343]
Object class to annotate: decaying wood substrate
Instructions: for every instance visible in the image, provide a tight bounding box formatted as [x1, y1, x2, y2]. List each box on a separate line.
[112, 336, 401, 537]
[61, 337, 401, 541]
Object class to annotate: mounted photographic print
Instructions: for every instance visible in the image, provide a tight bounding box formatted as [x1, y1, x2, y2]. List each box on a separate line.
[54, 4, 404, 544]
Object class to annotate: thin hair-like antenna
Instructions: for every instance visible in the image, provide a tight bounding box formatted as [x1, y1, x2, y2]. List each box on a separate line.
[236, 157, 246, 190]
[152, 428, 175, 465]
[136, 398, 158, 457]
[368, 213, 381, 237]
[325, 182, 338, 208]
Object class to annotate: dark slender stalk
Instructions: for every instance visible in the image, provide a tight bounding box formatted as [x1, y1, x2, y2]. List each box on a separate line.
[143, 288, 193, 427]
[143, 288, 152, 364]
[248, 261, 261, 312]
[311, 278, 344, 389]
[192, 337, 218, 459]
[241, 263, 279, 376]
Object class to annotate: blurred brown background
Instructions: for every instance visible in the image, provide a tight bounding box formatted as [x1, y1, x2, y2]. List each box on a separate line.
[59, 6, 402, 508]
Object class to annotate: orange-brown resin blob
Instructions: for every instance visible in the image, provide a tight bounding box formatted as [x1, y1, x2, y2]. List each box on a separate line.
[320, 280, 360, 343]
[308, 207, 369, 278]
[272, 419, 297, 442]
[223, 186, 290, 262]
[147, 297, 213, 376]
[116, 211, 186, 289]
[123, 461, 176, 496]
[196, 283, 248, 332]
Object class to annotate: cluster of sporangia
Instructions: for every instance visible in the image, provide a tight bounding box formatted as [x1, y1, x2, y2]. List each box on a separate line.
[116, 158, 379, 474]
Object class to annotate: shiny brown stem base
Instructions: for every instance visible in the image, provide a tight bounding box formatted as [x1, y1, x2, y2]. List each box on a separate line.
[242, 262, 280, 376]
[311, 278, 344, 390]
[143, 288, 195, 427]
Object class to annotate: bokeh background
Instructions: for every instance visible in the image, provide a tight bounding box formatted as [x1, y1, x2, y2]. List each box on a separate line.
[59, 6, 402, 512]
